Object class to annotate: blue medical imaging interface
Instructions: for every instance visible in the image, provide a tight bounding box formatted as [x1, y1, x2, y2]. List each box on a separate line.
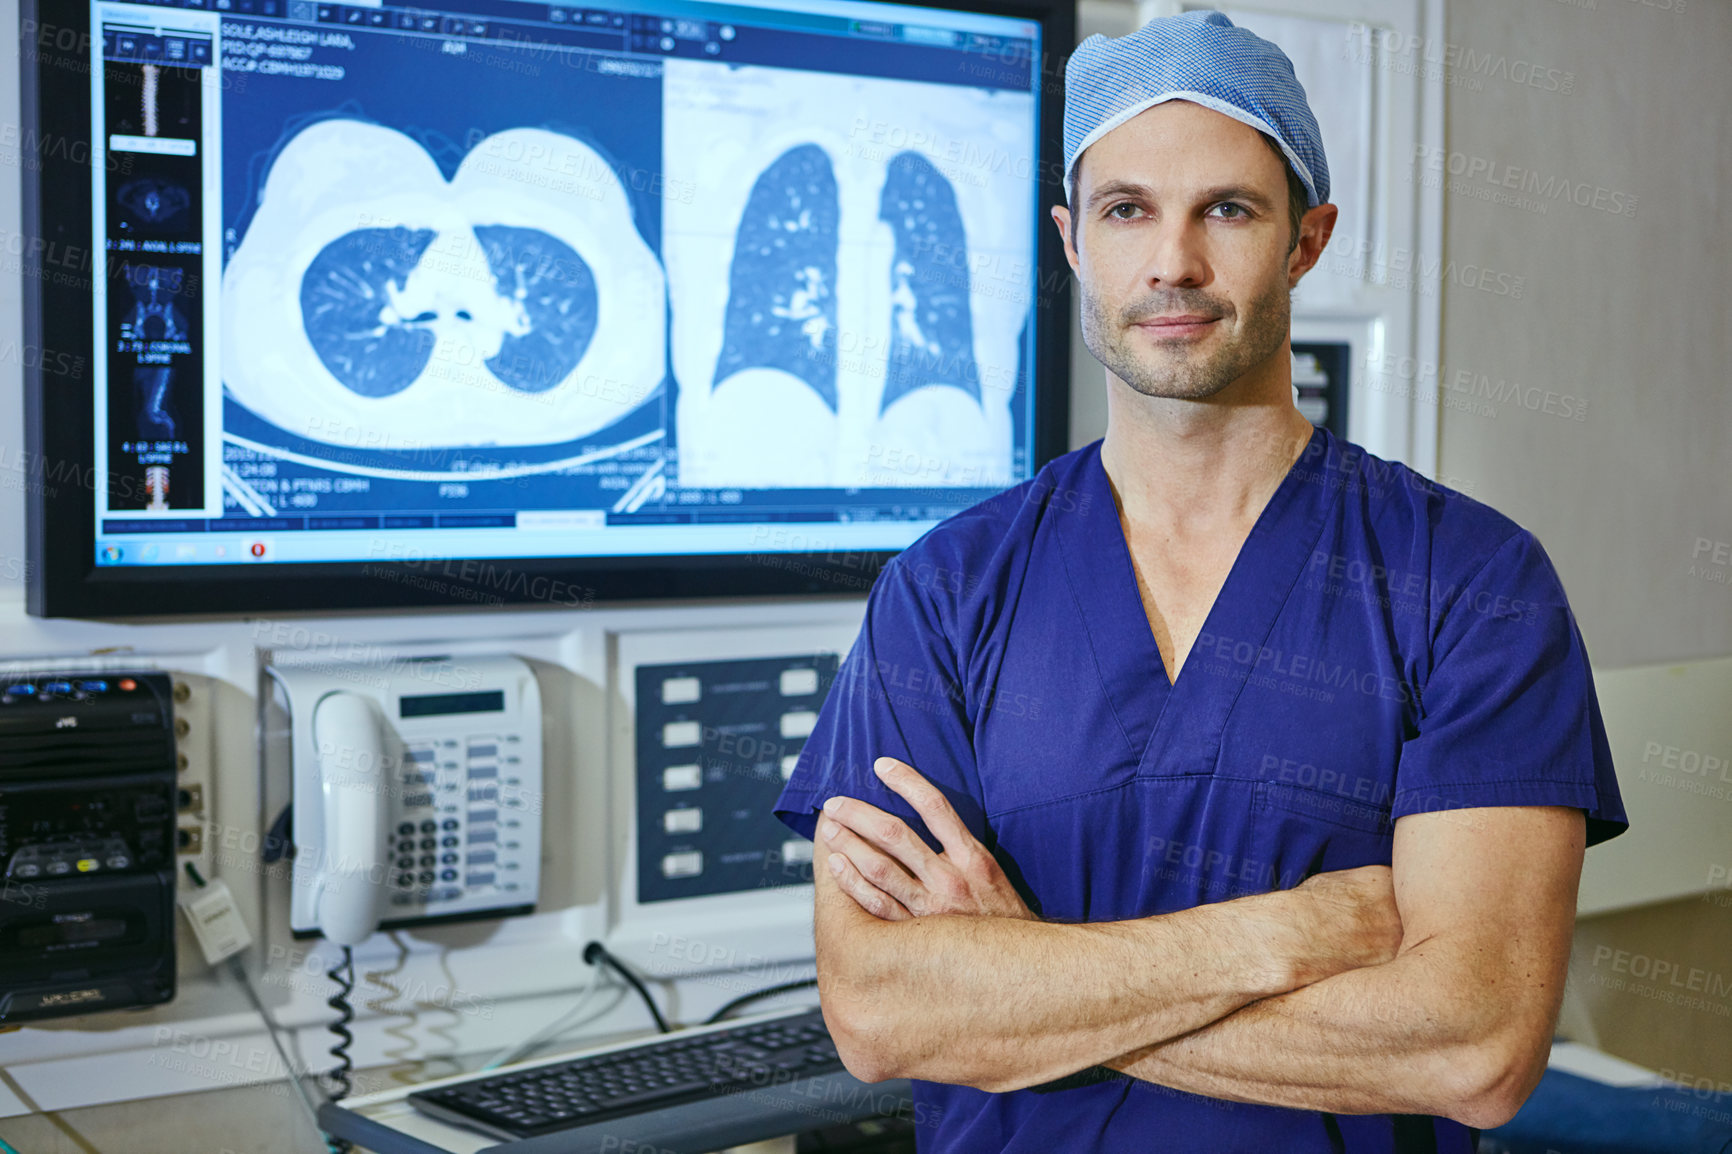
[89, 0, 1044, 568]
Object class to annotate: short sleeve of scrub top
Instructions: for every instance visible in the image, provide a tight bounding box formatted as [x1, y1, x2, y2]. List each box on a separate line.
[1392, 528, 1624, 846]
[772, 552, 989, 856]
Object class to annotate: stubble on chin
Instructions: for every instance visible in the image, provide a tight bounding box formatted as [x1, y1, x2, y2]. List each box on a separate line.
[1080, 277, 1290, 401]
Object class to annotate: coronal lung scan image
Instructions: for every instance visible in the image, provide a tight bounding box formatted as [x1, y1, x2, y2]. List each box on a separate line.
[665, 61, 1034, 490]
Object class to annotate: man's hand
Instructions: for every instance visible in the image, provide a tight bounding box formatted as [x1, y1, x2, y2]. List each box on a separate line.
[1282, 865, 1405, 981]
[818, 756, 1034, 921]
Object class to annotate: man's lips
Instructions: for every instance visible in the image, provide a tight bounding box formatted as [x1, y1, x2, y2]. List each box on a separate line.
[1134, 314, 1221, 337]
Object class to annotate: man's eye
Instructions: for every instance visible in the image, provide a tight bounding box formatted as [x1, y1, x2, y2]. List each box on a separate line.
[1212, 203, 1249, 219]
[1106, 203, 1142, 220]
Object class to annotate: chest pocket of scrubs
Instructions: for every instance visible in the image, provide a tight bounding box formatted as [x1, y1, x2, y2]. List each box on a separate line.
[1252, 782, 1395, 888]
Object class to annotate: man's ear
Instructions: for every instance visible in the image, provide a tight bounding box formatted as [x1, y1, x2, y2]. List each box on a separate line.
[1287, 202, 1339, 287]
[1051, 205, 1081, 273]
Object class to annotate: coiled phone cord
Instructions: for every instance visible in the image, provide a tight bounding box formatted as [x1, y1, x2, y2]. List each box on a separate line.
[325, 947, 357, 1102]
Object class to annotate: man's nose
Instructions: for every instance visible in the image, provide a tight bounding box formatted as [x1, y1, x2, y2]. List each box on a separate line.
[1141, 219, 1209, 288]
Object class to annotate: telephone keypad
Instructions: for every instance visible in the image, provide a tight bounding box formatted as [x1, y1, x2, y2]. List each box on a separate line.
[382, 733, 526, 913]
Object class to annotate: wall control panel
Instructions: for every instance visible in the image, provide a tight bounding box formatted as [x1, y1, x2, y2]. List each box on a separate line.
[634, 655, 837, 903]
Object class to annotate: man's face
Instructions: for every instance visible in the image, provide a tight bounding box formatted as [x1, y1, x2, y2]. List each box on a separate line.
[1062, 101, 1297, 402]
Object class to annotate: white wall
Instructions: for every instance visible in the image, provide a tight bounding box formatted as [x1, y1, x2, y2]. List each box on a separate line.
[1435, 0, 1732, 670]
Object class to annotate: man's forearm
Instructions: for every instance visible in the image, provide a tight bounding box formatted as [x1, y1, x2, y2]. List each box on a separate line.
[818, 869, 1357, 1093]
[1104, 934, 1557, 1128]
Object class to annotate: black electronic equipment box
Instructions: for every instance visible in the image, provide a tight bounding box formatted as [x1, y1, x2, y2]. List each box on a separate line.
[0, 672, 179, 1023]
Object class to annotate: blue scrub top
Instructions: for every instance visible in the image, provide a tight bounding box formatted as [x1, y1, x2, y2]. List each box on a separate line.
[774, 426, 1627, 1154]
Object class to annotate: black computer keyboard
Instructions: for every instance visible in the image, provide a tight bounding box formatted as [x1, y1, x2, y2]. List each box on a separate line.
[407, 1007, 846, 1140]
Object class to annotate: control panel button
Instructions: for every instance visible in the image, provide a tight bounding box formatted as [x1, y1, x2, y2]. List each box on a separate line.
[662, 764, 701, 791]
[779, 711, 817, 739]
[663, 807, 703, 834]
[779, 668, 819, 696]
[661, 850, 702, 878]
[661, 720, 701, 747]
[660, 676, 701, 705]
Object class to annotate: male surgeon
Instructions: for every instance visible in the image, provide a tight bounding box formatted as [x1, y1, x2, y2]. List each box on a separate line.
[773, 12, 1626, 1153]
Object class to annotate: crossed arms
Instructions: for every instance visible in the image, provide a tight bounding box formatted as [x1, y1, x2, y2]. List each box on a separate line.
[811, 757, 1586, 1130]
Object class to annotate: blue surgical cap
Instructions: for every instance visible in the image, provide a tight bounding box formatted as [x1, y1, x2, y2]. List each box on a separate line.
[1063, 10, 1329, 209]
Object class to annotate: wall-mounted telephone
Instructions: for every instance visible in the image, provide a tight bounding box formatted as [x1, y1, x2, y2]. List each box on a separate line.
[263, 655, 543, 945]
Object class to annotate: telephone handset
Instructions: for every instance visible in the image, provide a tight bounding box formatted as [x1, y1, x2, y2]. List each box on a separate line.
[311, 691, 390, 947]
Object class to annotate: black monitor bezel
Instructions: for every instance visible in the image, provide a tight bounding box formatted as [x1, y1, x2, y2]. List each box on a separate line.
[21, 0, 1074, 619]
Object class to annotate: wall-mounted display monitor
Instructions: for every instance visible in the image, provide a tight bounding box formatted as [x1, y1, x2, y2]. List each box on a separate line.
[22, 0, 1072, 616]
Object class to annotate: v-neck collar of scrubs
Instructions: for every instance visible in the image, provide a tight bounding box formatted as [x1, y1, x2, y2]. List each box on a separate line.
[1056, 424, 1341, 779]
